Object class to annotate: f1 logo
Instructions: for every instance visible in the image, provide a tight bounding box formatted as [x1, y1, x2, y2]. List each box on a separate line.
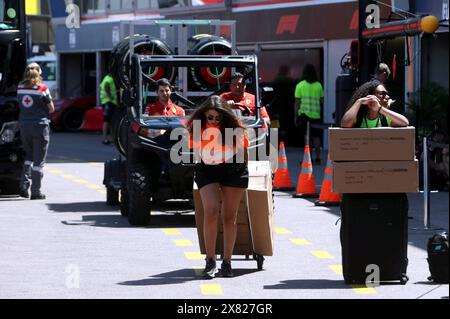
[276, 15, 300, 35]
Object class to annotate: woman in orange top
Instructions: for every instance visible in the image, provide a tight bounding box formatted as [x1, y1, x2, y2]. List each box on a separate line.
[186, 95, 249, 279]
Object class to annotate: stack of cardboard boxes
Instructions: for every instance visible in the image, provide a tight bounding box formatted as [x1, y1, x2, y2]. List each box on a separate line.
[193, 161, 274, 257]
[329, 127, 419, 193]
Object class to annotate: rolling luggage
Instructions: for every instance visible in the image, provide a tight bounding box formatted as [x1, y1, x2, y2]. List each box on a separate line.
[340, 193, 409, 285]
[427, 232, 449, 283]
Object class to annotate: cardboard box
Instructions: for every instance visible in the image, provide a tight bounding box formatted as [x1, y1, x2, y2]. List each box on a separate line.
[247, 161, 274, 256]
[329, 127, 415, 161]
[193, 161, 274, 257]
[193, 180, 254, 256]
[332, 160, 419, 193]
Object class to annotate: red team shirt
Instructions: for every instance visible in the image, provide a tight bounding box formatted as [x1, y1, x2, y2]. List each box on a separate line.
[219, 92, 270, 120]
[145, 100, 185, 116]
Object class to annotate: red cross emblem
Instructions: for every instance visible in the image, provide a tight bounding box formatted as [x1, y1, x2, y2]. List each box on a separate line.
[22, 95, 33, 108]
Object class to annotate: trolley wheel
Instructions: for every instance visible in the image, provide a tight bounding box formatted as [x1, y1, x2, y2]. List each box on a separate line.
[400, 275, 409, 285]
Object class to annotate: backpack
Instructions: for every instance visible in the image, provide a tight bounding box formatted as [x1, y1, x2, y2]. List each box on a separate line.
[427, 232, 449, 283]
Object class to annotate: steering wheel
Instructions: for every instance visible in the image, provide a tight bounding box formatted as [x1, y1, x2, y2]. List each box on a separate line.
[233, 103, 252, 116]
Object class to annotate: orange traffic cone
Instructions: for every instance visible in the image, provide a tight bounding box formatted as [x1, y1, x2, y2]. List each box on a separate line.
[273, 141, 294, 191]
[293, 144, 319, 198]
[315, 154, 341, 206]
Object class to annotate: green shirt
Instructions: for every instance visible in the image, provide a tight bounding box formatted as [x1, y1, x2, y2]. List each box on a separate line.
[357, 115, 392, 128]
[294, 80, 323, 120]
[100, 75, 118, 105]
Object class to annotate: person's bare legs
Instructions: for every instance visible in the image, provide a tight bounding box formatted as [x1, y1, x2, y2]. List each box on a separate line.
[199, 183, 221, 260]
[220, 186, 246, 262]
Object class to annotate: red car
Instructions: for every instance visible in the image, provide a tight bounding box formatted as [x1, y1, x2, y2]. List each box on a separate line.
[50, 95, 103, 132]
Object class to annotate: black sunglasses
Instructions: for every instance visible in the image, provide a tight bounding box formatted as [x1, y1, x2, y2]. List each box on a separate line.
[207, 115, 222, 121]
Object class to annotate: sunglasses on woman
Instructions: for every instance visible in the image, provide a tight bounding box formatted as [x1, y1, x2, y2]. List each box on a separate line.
[207, 115, 222, 121]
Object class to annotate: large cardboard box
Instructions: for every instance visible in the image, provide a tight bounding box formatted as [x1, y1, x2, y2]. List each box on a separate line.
[193, 161, 274, 257]
[332, 160, 419, 193]
[247, 161, 274, 256]
[329, 127, 415, 161]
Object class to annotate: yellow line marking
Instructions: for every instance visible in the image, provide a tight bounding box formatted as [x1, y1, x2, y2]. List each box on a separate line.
[49, 170, 63, 174]
[184, 252, 204, 260]
[61, 175, 76, 179]
[73, 179, 89, 184]
[329, 265, 343, 275]
[162, 229, 182, 235]
[200, 284, 223, 295]
[351, 285, 377, 294]
[290, 238, 312, 246]
[310, 251, 334, 259]
[89, 162, 103, 167]
[174, 239, 193, 247]
[87, 184, 102, 189]
[98, 190, 106, 195]
[275, 227, 293, 234]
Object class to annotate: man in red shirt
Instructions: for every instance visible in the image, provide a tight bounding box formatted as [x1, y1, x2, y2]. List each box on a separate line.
[220, 72, 270, 124]
[145, 78, 185, 116]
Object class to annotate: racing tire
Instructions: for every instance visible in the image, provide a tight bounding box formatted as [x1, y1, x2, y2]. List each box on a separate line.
[111, 107, 129, 158]
[188, 34, 235, 91]
[106, 186, 119, 206]
[61, 108, 85, 132]
[126, 162, 152, 226]
[110, 35, 175, 89]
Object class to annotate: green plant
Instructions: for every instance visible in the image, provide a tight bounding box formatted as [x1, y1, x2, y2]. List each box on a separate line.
[406, 82, 449, 139]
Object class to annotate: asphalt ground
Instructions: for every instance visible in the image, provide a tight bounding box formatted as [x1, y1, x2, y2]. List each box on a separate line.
[0, 131, 448, 301]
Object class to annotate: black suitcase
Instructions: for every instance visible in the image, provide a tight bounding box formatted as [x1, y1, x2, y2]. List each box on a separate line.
[427, 232, 449, 283]
[340, 193, 409, 285]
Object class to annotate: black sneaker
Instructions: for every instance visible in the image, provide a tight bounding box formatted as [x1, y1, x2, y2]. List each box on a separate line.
[19, 188, 29, 198]
[30, 193, 46, 200]
[202, 257, 218, 279]
[220, 260, 233, 278]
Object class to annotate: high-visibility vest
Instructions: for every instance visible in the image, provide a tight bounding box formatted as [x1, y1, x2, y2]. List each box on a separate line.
[294, 80, 323, 120]
[100, 75, 118, 105]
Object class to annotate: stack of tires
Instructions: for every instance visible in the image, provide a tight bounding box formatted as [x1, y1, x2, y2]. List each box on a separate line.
[109, 35, 175, 157]
[109, 34, 175, 89]
[188, 34, 235, 91]
[107, 35, 175, 225]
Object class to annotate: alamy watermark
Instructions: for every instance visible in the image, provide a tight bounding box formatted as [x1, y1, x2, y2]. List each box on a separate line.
[366, 4, 381, 29]
[65, 3, 80, 29]
[365, 264, 380, 287]
[166, 122, 278, 165]
[65, 263, 80, 289]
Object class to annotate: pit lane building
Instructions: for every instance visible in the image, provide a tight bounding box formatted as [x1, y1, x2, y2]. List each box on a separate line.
[49, 0, 448, 146]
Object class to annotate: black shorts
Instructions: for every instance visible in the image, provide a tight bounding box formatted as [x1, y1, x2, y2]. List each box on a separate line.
[298, 114, 322, 141]
[103, 102, 117, 122]
[194, 162, 249, 190]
